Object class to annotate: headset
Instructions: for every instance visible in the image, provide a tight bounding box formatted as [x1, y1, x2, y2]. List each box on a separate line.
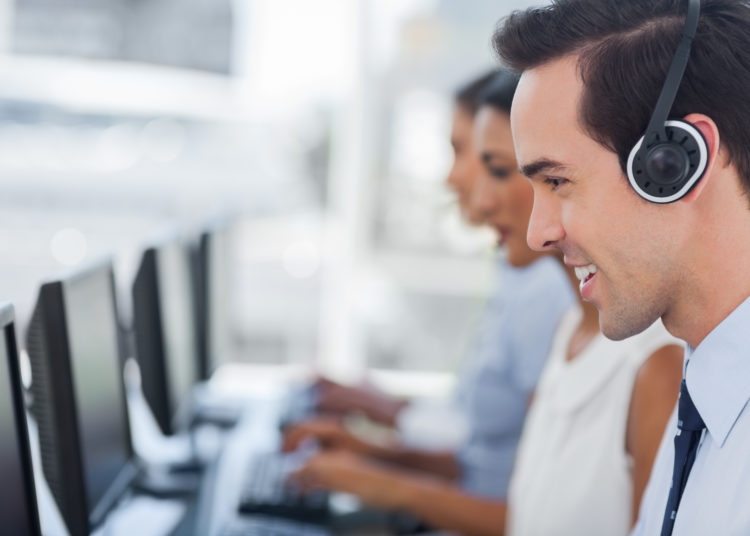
[626, 0, 707, 204]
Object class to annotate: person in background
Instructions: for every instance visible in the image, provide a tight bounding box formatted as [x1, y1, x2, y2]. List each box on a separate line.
[494, 1, 750, 534]
[304, 72, 501, 428]
[282, 71, 572, 536]
[292, 71, 573, 504]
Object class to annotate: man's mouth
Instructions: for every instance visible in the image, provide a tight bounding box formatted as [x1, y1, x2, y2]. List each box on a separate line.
[574, 263, 597, 285]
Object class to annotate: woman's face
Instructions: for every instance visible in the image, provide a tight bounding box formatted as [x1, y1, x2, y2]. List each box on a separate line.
[470, 106, 544, 268]
[446, 105, 483, 224]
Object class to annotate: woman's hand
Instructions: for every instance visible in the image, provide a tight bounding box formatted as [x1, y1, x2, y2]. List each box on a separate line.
[314, 377, 407, 426]
[282, 418, 372, 455]
[289, 450, 409, 511]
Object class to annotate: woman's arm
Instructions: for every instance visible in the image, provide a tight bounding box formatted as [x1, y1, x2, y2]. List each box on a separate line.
[282, 418, 460, 480]
[625, 344, 683, 525]
[368, 444, 461, 480]
[292, 450, 506, 536]
[314, 377, 409, 426]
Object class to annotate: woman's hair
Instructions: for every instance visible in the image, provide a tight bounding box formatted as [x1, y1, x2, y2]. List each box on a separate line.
[454, 70, 500, 116]
[477, 69, 520, 115]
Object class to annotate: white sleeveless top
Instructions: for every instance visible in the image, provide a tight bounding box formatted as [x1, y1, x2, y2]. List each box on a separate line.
[506, 307, 681, 536]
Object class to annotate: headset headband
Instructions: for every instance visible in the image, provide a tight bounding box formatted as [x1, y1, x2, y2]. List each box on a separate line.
[643, 0, 701, 143]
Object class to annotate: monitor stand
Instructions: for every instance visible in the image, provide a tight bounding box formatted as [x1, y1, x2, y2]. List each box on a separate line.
[163, 427, 207, 474]
[131, 463, 200, 498]
[191, 402, 242, 429]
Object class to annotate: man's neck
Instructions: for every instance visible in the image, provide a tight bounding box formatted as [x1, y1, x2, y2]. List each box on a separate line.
[663, 184, 750, 348]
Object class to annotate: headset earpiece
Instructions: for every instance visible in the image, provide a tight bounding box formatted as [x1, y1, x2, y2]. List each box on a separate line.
[627, 119, 708, 203]
[626, 0, 705, 204]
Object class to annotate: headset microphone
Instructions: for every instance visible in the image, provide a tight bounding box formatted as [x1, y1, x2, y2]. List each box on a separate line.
[626, 0, 707, 203]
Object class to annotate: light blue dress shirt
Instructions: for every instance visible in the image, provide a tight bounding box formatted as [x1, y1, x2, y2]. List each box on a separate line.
[632, 295, 750, 535]
[456, 255, 574, 499]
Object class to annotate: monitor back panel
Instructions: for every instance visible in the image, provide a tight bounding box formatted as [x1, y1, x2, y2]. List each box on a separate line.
[199, 227, 232, 376]
[155, 241, 199, 430]
[134, 240, 200, 436]
[27, 282, 89, 536]
[133, 247, 173, 435]
[27, 263, 136, 535]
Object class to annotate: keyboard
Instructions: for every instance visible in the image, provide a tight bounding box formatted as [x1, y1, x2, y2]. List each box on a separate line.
[237, 451, 331, 525]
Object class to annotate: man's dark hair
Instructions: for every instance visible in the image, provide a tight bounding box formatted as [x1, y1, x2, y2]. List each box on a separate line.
[493, 0, 750, 198]
[477, 70, 520, 115]
[454, 70, 499, 116]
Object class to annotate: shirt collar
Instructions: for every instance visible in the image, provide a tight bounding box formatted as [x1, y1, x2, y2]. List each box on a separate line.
[685, 295, 750, 447]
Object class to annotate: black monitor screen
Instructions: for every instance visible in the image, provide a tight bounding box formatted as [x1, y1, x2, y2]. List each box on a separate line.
[0, 313, 40, 535]
[157, 242, 198, 418]
[63, 270, 130, 512]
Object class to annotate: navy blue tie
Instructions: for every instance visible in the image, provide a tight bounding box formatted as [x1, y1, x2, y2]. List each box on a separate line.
[660, 380, 705, 536]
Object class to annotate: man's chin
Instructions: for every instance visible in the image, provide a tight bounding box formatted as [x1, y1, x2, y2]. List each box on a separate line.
[599, 311, 658, 342]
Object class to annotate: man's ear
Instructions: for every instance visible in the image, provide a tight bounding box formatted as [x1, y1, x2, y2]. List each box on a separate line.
[680, 113, 720, 203]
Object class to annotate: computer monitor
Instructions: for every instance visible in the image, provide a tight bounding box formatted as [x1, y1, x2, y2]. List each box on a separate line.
[194, 222, 233, 380]
[132, 238, 199, 436]
[0, 303, 42, 536]
[188, 237, 209, 381]
[26, 260, 137, 536]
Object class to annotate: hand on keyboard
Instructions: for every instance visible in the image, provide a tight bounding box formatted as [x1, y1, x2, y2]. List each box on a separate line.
[288, 450, 409, 511]
[313, 377, 407, 426]
[281, 418, 371, 456]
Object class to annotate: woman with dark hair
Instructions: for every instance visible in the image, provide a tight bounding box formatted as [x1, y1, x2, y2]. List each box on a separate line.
[468, 72, 683, 536]
[308, 72, 506, 429]
[447, 70, 499, 225]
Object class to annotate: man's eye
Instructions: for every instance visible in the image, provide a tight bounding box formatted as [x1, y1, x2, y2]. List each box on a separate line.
[544, 177, 568, 191]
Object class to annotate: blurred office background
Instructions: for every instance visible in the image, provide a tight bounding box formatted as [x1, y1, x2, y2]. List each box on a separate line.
[0, 0, 539, 394]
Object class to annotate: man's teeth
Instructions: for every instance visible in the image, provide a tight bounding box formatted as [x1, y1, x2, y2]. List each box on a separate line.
[574, 264, 597, 282]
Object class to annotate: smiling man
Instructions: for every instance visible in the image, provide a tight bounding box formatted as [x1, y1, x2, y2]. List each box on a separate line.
[494, 0, 750, 534]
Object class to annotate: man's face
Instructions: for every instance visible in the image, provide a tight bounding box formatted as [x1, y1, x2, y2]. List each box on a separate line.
[511, 56, 685, 340]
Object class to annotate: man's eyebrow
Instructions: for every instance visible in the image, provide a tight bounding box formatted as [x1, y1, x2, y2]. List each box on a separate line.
[519, 158, 567, 178]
